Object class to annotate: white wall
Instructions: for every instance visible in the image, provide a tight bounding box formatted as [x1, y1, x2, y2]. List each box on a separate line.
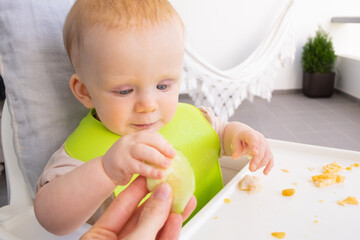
[335, 56, 360, 99]
[170, 0, 360, 96]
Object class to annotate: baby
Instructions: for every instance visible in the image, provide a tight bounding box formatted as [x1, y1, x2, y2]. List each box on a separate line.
[34, 0, 274, 236]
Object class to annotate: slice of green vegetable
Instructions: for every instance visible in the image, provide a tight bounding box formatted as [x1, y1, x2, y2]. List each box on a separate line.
[147, 149, 195, 214]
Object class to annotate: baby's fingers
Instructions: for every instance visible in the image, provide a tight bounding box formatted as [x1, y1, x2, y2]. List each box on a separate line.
[256, 147, 274, 175]
[136, 131, 176, 159]
[133, 161, 164, 179]
[248, 138, 267, 172]
[131, 144, 171, 169]
[231, 132, 259, 159]
[263, 155, 274, 175]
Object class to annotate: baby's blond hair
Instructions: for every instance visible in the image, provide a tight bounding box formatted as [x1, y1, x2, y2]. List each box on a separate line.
[63, 0, 183, 70]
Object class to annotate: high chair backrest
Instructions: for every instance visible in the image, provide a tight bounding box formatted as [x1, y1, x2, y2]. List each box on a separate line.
[0, 0, 88, 198]
[1, 100, 33, 210]
[0, 100, 91, 239]
[0, 1, 94, 237]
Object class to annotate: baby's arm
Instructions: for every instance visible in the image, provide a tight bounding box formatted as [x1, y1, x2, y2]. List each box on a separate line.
[34, 131, 174, 236]
[222, 122, 274, 175]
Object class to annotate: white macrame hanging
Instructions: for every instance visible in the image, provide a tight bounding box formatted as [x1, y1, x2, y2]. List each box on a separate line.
[182, 0, 296, 120]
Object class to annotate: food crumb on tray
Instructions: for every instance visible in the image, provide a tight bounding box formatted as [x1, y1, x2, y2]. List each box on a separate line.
[312, 173, 345, 188]
[337, 196, 359, 206]
[323, 161, 343, 174]
[224, 198, 231, 204]
[312, 161, 346, 188]
[271, 232, 286, 239]
[282, 188, 295, 197]
[308, 167, 315, 171]
[346, 163, 360, 171]
[238, 174, 262, 193]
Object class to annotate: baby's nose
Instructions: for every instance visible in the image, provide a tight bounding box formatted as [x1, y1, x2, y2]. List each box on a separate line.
[134, 95, 158, 113]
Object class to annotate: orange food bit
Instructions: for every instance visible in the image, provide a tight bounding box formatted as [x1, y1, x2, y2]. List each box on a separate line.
[224, 198, 231, 204]
[282, 189, 295, 197]
[344, 196, 358, 205]
[337, 196, 359, 206]
[281, 169, 289, 173]
[271, 232, 286, 239]
[312, 173, 345, 188]
[346, 163, 359, 170]
[323, 161, 343, 174]
[336, 175, 345, 183]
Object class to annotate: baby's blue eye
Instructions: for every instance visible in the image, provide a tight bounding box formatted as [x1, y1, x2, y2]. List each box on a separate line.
[156, 84, 168, 90]
[118, 89, 133, 95]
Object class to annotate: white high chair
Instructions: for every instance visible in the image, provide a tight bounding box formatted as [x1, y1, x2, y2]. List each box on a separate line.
[0, 97, 250, 239]
[0, 101, 91, 239]
[0, 1, 249, 238]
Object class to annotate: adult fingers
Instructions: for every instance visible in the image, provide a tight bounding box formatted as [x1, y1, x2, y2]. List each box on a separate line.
[157, 213, 183, 240]
[91, 177, 148, 234]
[181, 196, 197, 221]
[157, 195, 197, 240]
[125, 183, 173, 240]
[80, 228, 117, 240]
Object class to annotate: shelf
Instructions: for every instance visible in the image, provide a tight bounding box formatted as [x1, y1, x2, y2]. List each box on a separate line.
[331, 17, 360, 23]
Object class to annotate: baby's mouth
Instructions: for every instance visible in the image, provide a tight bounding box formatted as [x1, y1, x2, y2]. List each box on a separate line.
[131, 121, 157, 129]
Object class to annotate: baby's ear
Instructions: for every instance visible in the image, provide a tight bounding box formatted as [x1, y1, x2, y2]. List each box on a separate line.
[69, 74, 94, 109]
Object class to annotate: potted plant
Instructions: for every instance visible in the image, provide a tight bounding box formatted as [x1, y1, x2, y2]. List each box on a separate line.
[301, 27, 337, 97]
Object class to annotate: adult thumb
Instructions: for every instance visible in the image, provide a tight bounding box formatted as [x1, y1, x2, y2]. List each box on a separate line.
[127, 183, 173, 239]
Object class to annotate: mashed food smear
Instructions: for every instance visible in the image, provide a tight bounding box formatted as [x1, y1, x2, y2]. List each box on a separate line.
[238, 174, 262, 193]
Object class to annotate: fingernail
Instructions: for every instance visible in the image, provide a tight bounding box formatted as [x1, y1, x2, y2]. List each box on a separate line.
[157, 170, 163, 179]
[154, 183, 171, 200]
[250, 163, 257, 171]
[169, 148, 176, 157]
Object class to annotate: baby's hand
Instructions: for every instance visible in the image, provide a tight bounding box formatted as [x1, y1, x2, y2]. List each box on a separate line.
[101, 131, 175, 185]
[231, 129, 274, 175]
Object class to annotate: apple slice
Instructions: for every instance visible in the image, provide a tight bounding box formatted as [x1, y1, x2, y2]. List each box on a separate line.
[147, 149, 195, 214]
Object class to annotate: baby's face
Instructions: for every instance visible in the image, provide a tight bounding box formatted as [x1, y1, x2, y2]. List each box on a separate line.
[78, 20, 184, 136]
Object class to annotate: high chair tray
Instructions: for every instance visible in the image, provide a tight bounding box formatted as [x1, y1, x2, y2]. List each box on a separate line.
[181, 139, 360, 239]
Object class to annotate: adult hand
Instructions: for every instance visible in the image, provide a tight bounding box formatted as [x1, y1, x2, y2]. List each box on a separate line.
[81, 176, 197, 240]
